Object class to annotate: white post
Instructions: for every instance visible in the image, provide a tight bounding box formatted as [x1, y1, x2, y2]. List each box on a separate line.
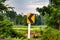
[28, 24, 31, 40]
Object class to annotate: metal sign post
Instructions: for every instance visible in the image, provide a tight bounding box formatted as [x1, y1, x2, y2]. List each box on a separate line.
[28, 24, 31, 40]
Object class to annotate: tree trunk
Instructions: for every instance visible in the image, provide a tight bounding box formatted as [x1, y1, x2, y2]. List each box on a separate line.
[58, 24, 60, 30]
[56, 23, 60, 30]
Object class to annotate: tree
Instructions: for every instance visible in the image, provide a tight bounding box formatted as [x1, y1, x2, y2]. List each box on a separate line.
[22, 15, 27, 25]
[35, 15, 44, 25]
[6, 10, 17, 22]
[0, 0, 23, 38]
[36, 0, 60, 30]
[0, 16, 23, 38]
[15, 14, 23, 25]
[0, 0, 6, 2]
[49, 0, 60, 6]
[0, 0, 7, 14]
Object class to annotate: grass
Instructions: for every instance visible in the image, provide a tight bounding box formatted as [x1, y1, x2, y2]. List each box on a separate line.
[6, 38, 40, 40]
[6, 25, 47, 40]
[13, 25, 47, 33]
[13, 25, 47, 29]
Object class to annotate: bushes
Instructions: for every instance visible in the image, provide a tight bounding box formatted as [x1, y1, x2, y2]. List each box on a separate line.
[0, 20, 13, 38]
[10, 29, 24, 38]
[41, 27, 60, 40]
[0, 18, 24, 38]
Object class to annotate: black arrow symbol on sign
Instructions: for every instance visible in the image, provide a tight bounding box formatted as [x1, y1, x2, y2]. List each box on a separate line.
[28, 14, 33, 23]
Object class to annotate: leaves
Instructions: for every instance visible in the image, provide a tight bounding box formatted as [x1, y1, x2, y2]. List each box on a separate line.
[41, 27, 60, 40]
[0, 0, 6, 3]
[36, 0, 60, 29]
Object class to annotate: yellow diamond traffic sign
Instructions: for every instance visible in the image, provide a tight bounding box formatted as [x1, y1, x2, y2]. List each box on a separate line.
[27, 13, 35, 24]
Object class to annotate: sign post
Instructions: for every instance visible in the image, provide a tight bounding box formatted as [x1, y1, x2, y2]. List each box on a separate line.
[28, 24, 31, 40]
[27, 13, 35, 40]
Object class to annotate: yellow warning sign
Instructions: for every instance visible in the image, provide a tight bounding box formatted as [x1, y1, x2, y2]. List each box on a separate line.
[27, 13, 35, 24]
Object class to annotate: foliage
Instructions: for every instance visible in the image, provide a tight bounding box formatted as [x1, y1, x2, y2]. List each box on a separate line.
[35, 15, 44, 25]
[0, 0, 24, 38]
[15, 14, 23, 25]
[41, 27, 60, 40]
[0, 0, 6, 3]
[0, 19, 12, 38]
[0, 15, 24, 38]
[0, 0, 7, 13]
[36, 0, 60, 29]
[0, 15, 4, 21]
[6, 11, 17, 21]
[50, 0, 60, 6]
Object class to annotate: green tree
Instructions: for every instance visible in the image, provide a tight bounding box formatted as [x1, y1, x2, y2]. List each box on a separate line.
[6, 10, 17, 22]
[41, 27, 60, 40]
[0, 16, 23, 38]
[36, 0, 60, 30]
[0, 0, 23, 38]
[49, 0, 60, 6]
[22, 15, 27, 25]
[35, 15, 44, 25]
[15, 14, 23, 25]
[0, 0, 7, 14]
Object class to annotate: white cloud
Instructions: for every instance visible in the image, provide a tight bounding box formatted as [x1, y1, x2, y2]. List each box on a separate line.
[25, 2, 49, 15]
[27, 5, 43, 9]
[4, 0, 49, 15]
[26, 2, 49, 9]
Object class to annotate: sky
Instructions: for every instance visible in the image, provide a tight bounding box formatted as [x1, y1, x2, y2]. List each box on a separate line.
[5, 0, 49, 15]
